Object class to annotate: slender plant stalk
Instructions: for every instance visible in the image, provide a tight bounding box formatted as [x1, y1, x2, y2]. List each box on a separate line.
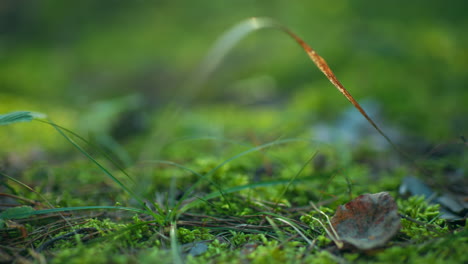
[248, 17, 405, 156]
[37, 119, 166, 223]
[141, 17, 407, 168]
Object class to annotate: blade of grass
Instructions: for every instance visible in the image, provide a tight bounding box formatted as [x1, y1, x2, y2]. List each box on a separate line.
[1, 112, 138, 194]
[273, 151, 318, 209]
[246, 17, 403, 155]
[45, 119, 141, 203]
[35, 119, 135, 184]
[261, 211, 317, 246]
[0, 205, 148, 220]
[275, 217, 314, 246]
[265, 216, 285, 242]
[0, 111, 46, 126]
[1, 114, 166, 223]
[35, 119, 165, 223]
[310, 201, 343, 248]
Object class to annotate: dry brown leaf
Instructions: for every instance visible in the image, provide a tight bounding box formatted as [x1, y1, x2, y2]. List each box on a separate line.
[330, 192, 401, 250]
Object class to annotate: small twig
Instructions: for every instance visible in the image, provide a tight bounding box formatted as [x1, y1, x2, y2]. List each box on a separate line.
[0, 193, 43, 206]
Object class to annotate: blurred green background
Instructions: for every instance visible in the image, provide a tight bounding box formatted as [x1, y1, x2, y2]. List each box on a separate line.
[1, 0, 467, 151]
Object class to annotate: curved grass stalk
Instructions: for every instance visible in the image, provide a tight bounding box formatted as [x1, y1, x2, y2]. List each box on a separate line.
[275, 217, 314, 246]
[273, 151, 318, 209]
[265, 216, 285, 241]
[0, 112, 165, 222]
[35, 119, 136, 184]
[44, 119, 142, 204]
[192, 17, 402, 156]
[37, 119, 165, 223]
[261, 211, 317, 246]
[141, 16, 405, 174]
[310, 201, 343, 248]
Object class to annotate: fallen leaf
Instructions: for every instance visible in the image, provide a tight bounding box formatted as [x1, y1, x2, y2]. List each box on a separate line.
[330, 192, 401, 250]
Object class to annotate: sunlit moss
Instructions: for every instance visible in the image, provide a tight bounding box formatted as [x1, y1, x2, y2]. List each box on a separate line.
[398, 195, 449, 241]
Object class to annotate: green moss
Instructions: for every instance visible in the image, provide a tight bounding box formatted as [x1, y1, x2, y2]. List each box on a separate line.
[398, 196, 449, 242]
[306, 250, 340, 264]
[373, 229, 468, 264]
[177, 227, 214, 244]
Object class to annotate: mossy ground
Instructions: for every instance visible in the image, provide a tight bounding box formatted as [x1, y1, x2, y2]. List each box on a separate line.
[1, 1, 467, 262]
[1, 99, 466, 264]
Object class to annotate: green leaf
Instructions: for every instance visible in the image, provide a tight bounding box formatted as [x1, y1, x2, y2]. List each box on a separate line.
[0, 111, 46, 126]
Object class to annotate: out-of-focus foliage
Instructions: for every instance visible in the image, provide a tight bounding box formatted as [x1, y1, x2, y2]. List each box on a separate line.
[1, 0, 466, 140]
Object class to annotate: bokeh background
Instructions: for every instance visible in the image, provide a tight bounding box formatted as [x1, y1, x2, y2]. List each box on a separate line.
[1, 0, 467, 155]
